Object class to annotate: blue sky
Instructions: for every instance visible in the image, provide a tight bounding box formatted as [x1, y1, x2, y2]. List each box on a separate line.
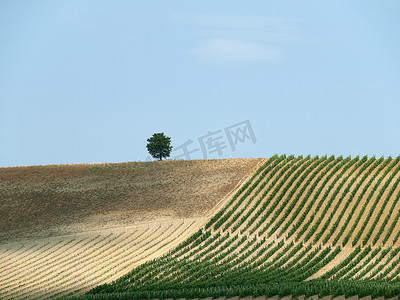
[1, 1, 399, 167]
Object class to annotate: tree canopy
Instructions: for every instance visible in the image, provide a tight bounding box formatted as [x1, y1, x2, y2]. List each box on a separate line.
[146, 133, 173, 161]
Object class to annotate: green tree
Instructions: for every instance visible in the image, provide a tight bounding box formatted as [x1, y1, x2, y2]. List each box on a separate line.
[146, 133, 173, 161]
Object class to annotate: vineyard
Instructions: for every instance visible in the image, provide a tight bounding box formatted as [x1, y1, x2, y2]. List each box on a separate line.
[2, 155, 400, 299]
[70, 155, 400, 299]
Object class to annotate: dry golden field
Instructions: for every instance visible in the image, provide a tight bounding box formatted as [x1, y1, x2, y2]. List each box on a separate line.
[0, 158, 263, 299]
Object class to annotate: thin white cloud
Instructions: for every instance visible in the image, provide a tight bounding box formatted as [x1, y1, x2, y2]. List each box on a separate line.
[191, 15, 292, 31]
[191, 39, 283, 66]
[172, 14, 294, 31]
[172, 14, 300, 66]
[205, 29, 301, 44]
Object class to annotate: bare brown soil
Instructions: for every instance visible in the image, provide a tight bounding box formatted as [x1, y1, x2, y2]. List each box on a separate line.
[0, 158, 263, 242]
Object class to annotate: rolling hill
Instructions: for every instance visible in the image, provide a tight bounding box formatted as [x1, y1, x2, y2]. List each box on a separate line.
[0, 158, 262, 299]
[2, 155, 400, 299]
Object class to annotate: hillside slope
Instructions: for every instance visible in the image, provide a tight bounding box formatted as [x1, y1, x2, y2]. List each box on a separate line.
[0, 158, 263, 241]
[0, 158, 263, 299]
[81, 154, 400, 299]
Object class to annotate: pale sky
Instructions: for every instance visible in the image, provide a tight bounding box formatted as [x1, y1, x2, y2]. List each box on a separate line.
[1, 1, 400, 167]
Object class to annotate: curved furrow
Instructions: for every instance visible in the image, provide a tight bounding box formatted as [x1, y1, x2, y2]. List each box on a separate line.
[352, 158, 400, 246]
[292, 156, 352, 241]
[314, 156, 374, 244]
[275, 155, 336, 238]
[325, 157, 383, 245]
[302, 156, 362, 243]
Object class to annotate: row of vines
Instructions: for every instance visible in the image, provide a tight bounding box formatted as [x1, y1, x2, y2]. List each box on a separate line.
[69, 154, 400, 299]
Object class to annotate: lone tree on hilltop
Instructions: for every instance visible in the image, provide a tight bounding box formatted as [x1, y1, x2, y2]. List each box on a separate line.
[146, 133, 173, 161]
